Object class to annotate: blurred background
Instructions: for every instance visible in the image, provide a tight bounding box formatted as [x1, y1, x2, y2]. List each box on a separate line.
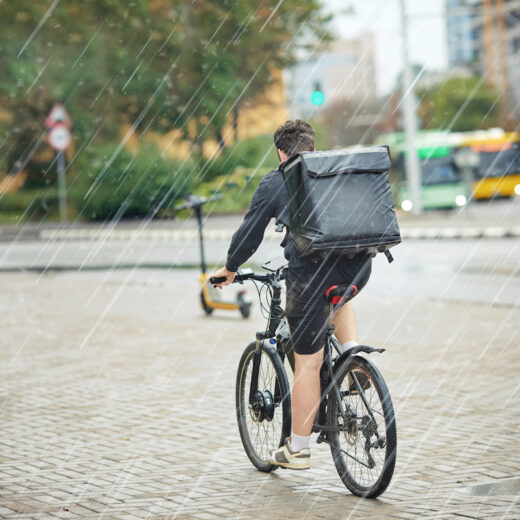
[0, 0, 519, 223]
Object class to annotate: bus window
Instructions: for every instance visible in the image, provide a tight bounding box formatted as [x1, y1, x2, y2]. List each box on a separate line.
[421, 156, 460, 185]
[475, 144, 520, 179]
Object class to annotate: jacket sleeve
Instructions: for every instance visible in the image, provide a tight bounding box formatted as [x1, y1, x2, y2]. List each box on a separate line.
[225, 175, 275, 272]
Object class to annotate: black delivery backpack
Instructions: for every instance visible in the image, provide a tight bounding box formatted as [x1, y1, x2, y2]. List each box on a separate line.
[280, 146, 401, 259]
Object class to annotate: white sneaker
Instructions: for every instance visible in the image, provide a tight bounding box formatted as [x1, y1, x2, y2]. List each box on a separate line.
[267, 437, 310, 470]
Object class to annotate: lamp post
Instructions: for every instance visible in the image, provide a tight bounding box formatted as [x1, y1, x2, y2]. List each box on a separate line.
[399, 0, 422, 215]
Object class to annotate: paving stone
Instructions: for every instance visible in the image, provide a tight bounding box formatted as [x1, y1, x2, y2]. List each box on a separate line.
[0, 270, 519, 520]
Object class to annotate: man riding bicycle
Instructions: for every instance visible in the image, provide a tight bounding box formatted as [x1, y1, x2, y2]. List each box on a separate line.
[209, 120, 371, 470]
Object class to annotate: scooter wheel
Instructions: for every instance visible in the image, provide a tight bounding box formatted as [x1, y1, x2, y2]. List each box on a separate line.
[237, 291, 251, 319]
[200, 290, 214, 315]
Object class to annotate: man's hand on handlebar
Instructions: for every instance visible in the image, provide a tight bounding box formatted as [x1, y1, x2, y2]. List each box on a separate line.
[207, 267, 236, 289]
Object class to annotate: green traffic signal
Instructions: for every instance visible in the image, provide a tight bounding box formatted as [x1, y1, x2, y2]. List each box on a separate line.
[310, 90, 325, 106]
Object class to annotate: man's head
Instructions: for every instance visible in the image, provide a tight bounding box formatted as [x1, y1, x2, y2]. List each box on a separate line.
[274, 119, 315, 163]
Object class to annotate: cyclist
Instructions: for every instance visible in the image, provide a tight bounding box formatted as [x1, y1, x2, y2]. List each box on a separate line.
[208, 120, 371, 470]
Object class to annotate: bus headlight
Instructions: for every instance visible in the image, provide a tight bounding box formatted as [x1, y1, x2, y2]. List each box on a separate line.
[401, 200, 413, 212]
[515, 184, 520, 195]
[455, 194, 467, 206]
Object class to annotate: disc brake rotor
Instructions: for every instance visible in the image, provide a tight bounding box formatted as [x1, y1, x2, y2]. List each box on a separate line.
[343, 418, 358, 446]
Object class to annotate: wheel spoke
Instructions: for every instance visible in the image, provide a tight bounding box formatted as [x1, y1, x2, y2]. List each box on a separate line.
[341, 449, 372, 468]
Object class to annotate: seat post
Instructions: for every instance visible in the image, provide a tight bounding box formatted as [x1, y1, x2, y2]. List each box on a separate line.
[327, 303, 335, 329]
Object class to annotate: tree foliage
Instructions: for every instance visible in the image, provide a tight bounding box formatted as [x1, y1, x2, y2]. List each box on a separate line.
[418, 76, 502, 132]
[0, 1, 330, 180]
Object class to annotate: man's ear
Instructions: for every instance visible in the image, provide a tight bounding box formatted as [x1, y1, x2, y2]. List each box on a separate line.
[277, 148, 288, 163]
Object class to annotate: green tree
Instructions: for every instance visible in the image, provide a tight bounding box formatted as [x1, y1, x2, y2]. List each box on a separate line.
[0, 1, 330, 218]
[173, 1, 331, 152]
[418, 76, 502, 131]
[0, 2, 187, 182]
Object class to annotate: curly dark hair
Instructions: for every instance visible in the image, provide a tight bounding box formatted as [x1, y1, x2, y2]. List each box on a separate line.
[273, 119, 315, 157]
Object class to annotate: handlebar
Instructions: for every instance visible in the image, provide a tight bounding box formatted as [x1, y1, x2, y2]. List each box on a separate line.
[209, 269, 284, 286]
[174, 193, 222, 211]
[209, 276, 227, 284]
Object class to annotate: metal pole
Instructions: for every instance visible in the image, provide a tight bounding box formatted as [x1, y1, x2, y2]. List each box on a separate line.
[57, 150, 67, 222]
[399, 0, 422, 214]
[195, 205, 206, 274]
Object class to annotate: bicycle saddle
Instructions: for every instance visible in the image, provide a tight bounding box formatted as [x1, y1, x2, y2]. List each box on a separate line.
[324, 284, 359, 305]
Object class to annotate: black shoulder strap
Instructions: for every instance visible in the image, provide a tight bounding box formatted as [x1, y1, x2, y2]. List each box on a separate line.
[384, 250, 394, 263]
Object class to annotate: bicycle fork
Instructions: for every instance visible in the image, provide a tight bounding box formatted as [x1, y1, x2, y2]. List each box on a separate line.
[248, 338, 263, 407]
[249, 280, 285, 409]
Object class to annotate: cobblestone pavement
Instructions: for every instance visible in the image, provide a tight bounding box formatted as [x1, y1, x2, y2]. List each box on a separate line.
[1, 269, 519, 519]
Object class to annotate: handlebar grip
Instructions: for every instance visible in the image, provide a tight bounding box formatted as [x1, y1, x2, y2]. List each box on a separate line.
[209, 276, 227, 284]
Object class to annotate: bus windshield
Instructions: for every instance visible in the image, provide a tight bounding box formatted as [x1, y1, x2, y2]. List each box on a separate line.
[476, 145, 520, 179]
[421, 156, 460, 185]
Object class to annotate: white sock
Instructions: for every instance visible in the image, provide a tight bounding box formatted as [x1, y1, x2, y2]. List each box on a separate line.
[290, 432, 310, 452]
[341, 340, 358, 353]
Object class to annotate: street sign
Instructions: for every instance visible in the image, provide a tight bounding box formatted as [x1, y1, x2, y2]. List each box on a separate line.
[48, 122, 71, 151]
[45, 103, 71, 129]
[45, 103, 72, 223]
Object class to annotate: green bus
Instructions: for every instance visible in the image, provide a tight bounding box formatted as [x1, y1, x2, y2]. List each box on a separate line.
[376, 131, 468, 211]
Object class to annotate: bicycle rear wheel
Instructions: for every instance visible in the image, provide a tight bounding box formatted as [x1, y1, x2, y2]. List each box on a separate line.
[327, 355, 396, 498]
[236, 341, 291, 472]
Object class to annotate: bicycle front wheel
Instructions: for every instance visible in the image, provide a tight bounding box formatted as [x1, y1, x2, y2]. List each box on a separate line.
[327, 355, 397, 498]
[236, 341, 291, 472]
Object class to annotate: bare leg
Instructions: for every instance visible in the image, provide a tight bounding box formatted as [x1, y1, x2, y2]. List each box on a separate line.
[331, 302, 358, 344]
[291, 348, 324, 437]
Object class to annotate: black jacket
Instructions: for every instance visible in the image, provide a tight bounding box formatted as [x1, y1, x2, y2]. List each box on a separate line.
[225, 167, 302, 272]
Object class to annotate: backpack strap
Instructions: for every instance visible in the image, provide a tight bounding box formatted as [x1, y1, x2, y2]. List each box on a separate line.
[384, 250, 394, 263]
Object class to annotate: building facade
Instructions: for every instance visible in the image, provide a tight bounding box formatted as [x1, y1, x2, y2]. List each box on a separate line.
[446, 0, 482, 67]
[446, 0, 520, 112]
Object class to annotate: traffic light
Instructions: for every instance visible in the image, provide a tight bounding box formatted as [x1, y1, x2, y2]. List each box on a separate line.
[310, 81, 324, 106]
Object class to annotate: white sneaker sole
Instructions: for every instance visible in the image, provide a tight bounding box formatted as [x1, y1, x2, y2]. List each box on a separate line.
[266, 458, 311, 470]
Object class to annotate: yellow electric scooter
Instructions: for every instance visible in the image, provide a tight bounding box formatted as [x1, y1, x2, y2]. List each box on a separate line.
[175, 194, 252, 318]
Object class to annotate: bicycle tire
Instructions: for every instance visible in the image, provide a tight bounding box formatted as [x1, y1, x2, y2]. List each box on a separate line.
[327, 355, 396, 498]
[236, 341, 291, 472]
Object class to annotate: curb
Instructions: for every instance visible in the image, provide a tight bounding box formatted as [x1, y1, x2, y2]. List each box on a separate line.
[38, 226, 520, 242]
[401, 226, 520, 239]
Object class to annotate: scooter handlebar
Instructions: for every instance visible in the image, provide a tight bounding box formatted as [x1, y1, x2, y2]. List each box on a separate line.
[174, 193, 223, 212]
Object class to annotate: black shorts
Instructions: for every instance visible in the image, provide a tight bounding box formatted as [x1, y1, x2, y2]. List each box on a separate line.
[285, 254, 372, 356]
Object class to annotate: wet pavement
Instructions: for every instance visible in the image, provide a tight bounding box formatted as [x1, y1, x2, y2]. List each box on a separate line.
[1, 267, 519, 519]
[0, 236, 518, 308]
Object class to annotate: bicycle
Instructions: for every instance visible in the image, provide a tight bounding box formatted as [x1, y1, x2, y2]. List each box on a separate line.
[211, 256, 397, 498]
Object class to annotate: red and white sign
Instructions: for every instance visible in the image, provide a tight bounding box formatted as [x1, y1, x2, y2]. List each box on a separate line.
[48, 122, 71, 151]
[45, 103, 71, 129]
